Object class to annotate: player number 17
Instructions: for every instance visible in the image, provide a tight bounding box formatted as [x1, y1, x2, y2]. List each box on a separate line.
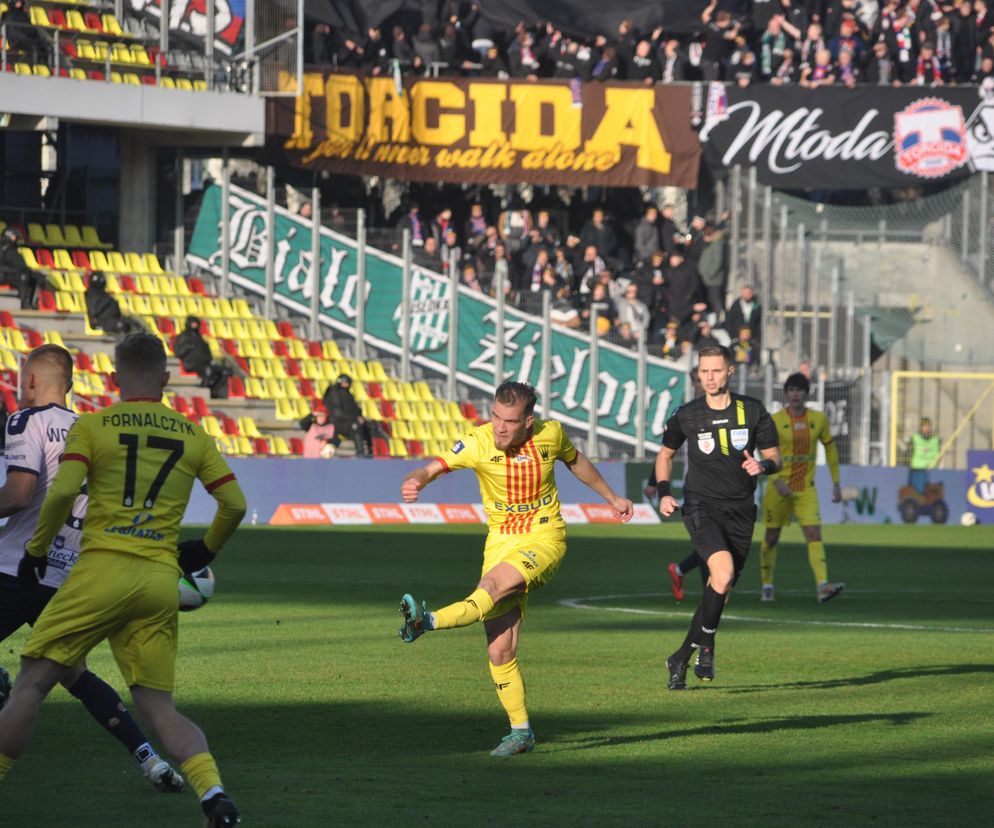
[119, 433, 184, 508]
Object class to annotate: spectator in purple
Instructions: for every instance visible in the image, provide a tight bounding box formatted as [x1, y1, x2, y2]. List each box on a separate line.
[397, 203, 427, 247]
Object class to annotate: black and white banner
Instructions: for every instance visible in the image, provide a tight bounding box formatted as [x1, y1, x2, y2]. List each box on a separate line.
[699, 83, 994, 189]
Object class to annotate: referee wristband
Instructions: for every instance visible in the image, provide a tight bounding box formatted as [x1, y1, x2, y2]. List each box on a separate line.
[656, 481, 672, 499]
[759, 459, 777, 475]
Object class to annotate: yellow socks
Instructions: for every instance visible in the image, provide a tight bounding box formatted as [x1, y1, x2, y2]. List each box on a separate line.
[489, 658, 529, 728]
[180, 752, 222, 800]
[432, 588, 495, 630]
[0, 752, 14, 781]
[760, 542, 777, 586]
[808, 541, 828, 585]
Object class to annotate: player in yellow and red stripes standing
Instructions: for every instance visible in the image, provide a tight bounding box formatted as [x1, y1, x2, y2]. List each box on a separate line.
[397, 381, 633, 756]
[760, 372, 846, 603]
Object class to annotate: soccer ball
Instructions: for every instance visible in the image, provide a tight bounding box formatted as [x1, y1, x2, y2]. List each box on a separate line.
[960, 511, 978, 527]
[840, 486, 860, 502]
[179, 566, 215, 611]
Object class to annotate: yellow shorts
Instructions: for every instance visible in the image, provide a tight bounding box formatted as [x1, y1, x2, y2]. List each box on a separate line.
[23, 550, 180, 691]
[481, 530, 566, 621]
[763, 484, 822, 529]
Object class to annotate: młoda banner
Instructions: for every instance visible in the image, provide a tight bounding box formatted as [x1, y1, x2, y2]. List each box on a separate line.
[266, 71, 700, 188]
[700, 83, 994, 189]
[187, 184, 686, 447]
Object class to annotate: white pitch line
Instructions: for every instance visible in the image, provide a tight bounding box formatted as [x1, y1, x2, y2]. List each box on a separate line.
[558, 593, 994, 634]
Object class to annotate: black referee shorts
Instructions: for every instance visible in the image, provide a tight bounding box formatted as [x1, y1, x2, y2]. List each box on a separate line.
[0, 572, 57, 642]
[682, 498, 758, 580]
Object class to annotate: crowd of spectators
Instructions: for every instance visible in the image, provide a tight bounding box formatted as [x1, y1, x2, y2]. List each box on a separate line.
[391, 195, 761, 369]
[309, 1, 994, 87]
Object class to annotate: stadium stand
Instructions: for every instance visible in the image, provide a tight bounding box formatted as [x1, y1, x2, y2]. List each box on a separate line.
[0, 228, 478, 459]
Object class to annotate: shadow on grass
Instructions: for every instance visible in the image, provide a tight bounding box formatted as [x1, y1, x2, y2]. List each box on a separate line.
[556, 711, 931, 751]
[726, 663, 994, 693]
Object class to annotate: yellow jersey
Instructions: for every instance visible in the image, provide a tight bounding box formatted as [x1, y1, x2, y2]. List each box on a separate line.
[28, 400, 245, 569]
[438, 418, 578, 536]
[771, 406, 840, 493]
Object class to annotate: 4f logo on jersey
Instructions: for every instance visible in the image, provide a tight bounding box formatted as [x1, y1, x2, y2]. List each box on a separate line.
[730, 428, 750, 450]
[518, 550, 538, 570]
[697, 432, 716, 454]
[451, 440, 465, 454]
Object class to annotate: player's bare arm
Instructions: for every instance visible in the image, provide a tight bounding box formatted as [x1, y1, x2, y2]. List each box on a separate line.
[401, 459, 447, 503]
[0, 470, 39, 518]
[564, 451, 634, 521]
[654, 444, 679, 517]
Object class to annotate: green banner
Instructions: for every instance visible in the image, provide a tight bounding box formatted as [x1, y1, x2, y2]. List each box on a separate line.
[188, 184, 686, 446]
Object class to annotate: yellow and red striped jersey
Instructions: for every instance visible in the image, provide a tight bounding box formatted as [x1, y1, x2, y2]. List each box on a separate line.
[771, 406, 839, 493]
[437, 419, 577, 535]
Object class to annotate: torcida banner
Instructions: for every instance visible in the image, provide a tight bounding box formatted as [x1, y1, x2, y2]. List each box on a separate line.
[266, 71, 700, 188]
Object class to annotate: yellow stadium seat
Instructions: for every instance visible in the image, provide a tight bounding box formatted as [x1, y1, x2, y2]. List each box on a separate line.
[211, 318, 232, 338]
[130, 294, 152, 315]
[137, 275, 158, 295]
[43, 330, 67, 348]
[267, 358, 287, 379]
[1, 350, 18, 372]
[51, 249, 77, 271]
[111, 44, 133, 64]
[13, 63, 31, 75]
[171, 276, 191, 296]
[29, 6, 50, 26]
[227, 319, 248, 339]
[394, 400, 415, 420]
[299, 360, 322, 381]
[446, 420, 465, 440]
[274, 398, 298, 420]
[238, 339, 260, 358]
[245, 319, 266, 339]
[200, 416, 224, 438]
[286, 339, 308, 359]
[144, 253, 165, 273]
[94, 42, 110, 62]
[201, 298, 222, 318]
[75, 39, 96, 60]
[269, 436, 292, 456]
[176, 78, 194, 92]
[238, 417, 263, 439]
[125, 252, 147, 274]
[107, 251, 128, 272]
[65, 10, 88, 32]
[389, 439, 409, 458]
[237, 436, 254, 455]
[32, 64, 51, 77]
[64, 271, 86, 293]
[244, 377, 267, 398]
[428, 421, 447, 440]
[248, 357, 271, 379]
[46, 271, 69, 292]
[231, 298, 253, 319]
[193, 79, 208, 91]
[27, 224, 47, 246]
[56, 292, 85, 313]
[123, 73, 141, 86]
[93, 352, 114, 373]
[413, 381, 434, 401]
[101, 14, 125, 36]
[69, 68, 87, 81]
[130, 45, 152, 66]
[366, 360, 389, 382]
[166, 297, 186, 317]
[261, 319, 281, 340]
[156, 276, 178, 296]
[148, 296, 170, 316]
[87, 250, 110, 271]
[82, 226, 111, 250]
[392, 421, 413, 440]
[360, 399, 381, 420]
[321, 340, 342, 360]
[18, 248, 41, 270]
[159, 76, 176, 89]
[430, 401, 450, 421]
[110, 71, 124, 84]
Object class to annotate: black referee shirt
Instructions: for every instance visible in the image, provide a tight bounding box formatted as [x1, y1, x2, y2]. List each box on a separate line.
[662, 393, 778, 503]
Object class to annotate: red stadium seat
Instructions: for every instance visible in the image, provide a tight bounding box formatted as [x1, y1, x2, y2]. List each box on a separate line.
[277, 321, 295, 338]
[49, 9, 68, 29]
[118, 274, 137, 292]
[289, 437, 304, 455]
[379, 400, 396, 419]
[306, 341, 322, 357]
[222, 416, 239, 435]
[253, 438, 270, 455]
[371, 437, 390, 458]
[366, 382, 382, 399]
[227, 376, 246, 398]
[297, 378, 314, 397]
[84, 12, 103, 32]
[172, 396, 191, 416]
[157, 317, 176, 335]
[75, 352, 94, 372]
[71, 250, 91, 270]
[88, 70, 105, 81]
[0, 311, 16, 328]
[25, 329, 44, 348]
[37, 290, 57, 312]
[34, 249, 54, 268]
[273, 340, 289, 357]
[192, 397, 211, 418]
[2, 389, 18, 413]
[377, 421, 392, 437]
[283, 357, 300, 376]
[460, 401, 480, 421]
[406, 440, 424, 456]
[188, 277, 206, 295]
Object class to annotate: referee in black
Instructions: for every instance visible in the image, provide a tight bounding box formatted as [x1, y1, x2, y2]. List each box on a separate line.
[654, 345, 781, 689]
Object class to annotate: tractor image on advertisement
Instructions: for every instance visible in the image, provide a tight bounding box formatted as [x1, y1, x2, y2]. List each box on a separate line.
[898, 481, 949, 524]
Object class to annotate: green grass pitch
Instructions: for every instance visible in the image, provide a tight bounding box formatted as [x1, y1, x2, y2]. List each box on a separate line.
[2, 523, 992, 826]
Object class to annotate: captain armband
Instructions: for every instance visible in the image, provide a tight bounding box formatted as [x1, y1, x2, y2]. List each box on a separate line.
[759, 458, 777, 475]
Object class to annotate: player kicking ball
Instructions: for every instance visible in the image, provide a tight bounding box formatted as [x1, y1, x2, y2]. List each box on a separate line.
[759, 372, 846, 603]
[397, 382, 633, 756]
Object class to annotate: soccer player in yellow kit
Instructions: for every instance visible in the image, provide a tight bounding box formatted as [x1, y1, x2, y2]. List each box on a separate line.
[760, 372, 845, 603]
[0, 333, 246, 827]
[397, 381, 633, 756]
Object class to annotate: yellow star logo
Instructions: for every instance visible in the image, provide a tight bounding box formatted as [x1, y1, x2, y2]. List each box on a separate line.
[972, 464, 994, 485]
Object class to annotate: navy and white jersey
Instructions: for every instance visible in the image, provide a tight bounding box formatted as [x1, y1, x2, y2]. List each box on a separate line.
[0, 404, 86, 589]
